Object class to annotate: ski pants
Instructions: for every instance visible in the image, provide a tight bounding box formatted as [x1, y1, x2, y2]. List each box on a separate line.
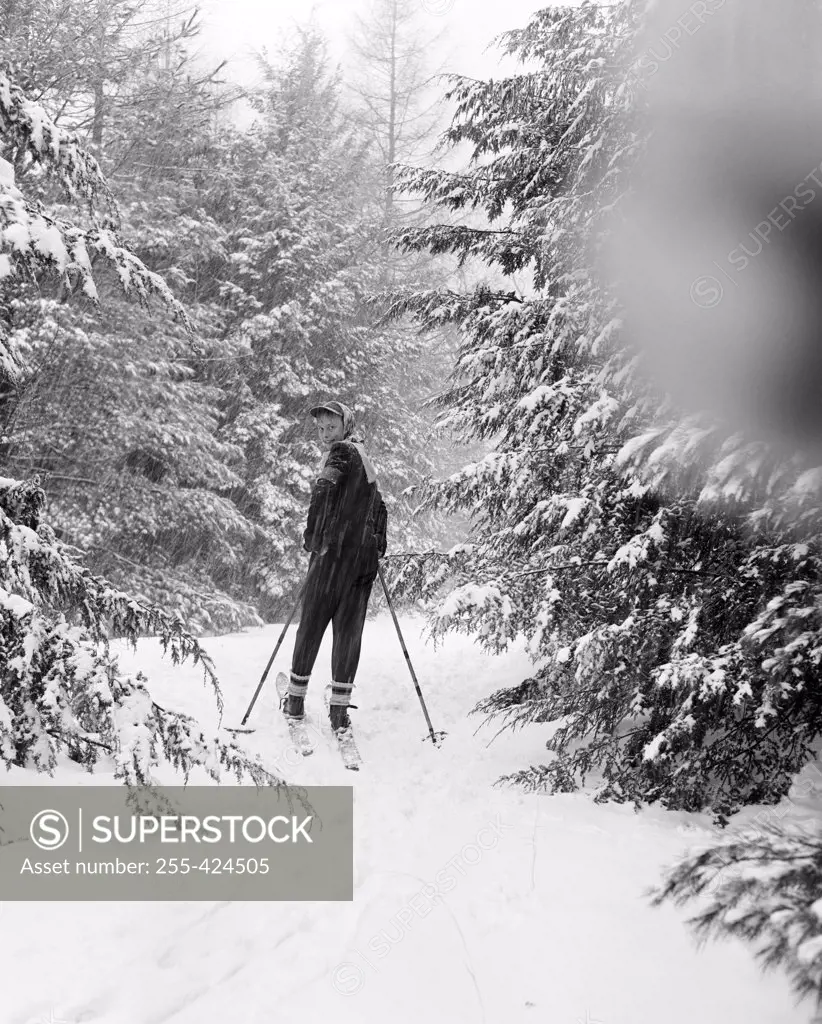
[289, 549, 377, 707]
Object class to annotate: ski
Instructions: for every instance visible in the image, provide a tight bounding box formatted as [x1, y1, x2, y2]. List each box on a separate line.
[331, 726, 362, 771]
[323, 685, 362, 771]
[275, 672, 315, 756]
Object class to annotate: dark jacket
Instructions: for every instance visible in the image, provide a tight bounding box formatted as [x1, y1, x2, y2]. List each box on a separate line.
[304, 440, 387, 565]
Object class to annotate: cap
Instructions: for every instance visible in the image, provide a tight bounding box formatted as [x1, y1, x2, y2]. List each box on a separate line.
[310, 400, 345, 419]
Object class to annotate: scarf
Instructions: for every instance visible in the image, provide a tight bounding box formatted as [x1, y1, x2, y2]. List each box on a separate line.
[318, 402, 378, 484]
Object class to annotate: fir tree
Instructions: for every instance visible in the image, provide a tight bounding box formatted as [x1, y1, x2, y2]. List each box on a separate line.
[1, 5, 266, 632]
[650, 817, 822, 1018]
[0, 69, 278, 785]
[386, 0, 822, 823]
[387, 1, 822, 1009]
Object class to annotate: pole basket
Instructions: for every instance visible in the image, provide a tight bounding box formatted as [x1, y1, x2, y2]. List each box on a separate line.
[423, 730, 448, 747]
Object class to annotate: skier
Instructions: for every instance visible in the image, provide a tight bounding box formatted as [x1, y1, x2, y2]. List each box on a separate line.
[281, 400, 388, 735]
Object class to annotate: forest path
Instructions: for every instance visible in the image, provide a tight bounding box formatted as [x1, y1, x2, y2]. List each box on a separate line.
[1, 613, 801, 1023]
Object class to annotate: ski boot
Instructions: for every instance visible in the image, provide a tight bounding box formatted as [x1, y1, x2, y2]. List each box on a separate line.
[328, 701, 361, 769]
[329, 702, 357, 733]
[281, 693, 305, 720]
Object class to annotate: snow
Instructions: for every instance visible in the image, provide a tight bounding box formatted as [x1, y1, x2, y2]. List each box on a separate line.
[518, 384, 554, 412]
[31, 221, 69, 270]
[642, 732, 666, 762]
[438, 582, 506, 619]
[792, 468, 822, 497]
[0, 613, 802, 1023]
[573, 391, 620, 435]
[0, 156, 14, 187]
[0, 586, 33, 617]
[560, 496, 587, 530]
[797, 936, 822, 966]
[4, 221, 31, 251]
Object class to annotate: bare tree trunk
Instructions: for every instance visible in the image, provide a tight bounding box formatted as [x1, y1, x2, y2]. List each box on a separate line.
[348, 0, 448, 289]
[348, 0, 446, 230]
[92, 0, 107, 147]
[385, 0, 398, 226]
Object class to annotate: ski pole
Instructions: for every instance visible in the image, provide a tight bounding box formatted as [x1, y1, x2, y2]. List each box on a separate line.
[236, 577, 307, 728]
[377, 562, 444, 747]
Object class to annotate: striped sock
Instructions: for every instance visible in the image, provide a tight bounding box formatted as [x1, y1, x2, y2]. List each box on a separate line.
[288, 671, 310, 699]
[329, 680, 354, 707]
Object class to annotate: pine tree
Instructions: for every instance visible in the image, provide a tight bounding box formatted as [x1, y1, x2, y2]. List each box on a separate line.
[386, 0, 822, 823]
[0, 3, 263, 633]
[0, 69, 278, 785]
[650, 816, 822, 1017]
[385, 1, 822, 1009]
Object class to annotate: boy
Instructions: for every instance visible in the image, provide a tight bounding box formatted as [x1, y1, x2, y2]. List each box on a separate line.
[281, 400, 388, 734]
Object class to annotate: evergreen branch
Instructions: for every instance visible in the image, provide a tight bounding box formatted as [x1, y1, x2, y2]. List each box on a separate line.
[0, 69, 117, 218]
[47, 729, 113, 753]
[650, 821, 822, 1012]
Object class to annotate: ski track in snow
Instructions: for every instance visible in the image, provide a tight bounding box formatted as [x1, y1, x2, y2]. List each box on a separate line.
[0, 612, 808, 1024]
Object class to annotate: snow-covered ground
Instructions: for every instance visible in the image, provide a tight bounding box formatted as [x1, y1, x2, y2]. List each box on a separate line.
[1, 613, 810, 1024]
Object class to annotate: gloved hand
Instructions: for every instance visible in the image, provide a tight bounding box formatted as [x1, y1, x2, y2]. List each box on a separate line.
[303, 531, 322, 554]
[304, 533, 332, 557]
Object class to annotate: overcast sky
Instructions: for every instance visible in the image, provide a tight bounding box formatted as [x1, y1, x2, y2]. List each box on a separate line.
[197, 0, 562, 89]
